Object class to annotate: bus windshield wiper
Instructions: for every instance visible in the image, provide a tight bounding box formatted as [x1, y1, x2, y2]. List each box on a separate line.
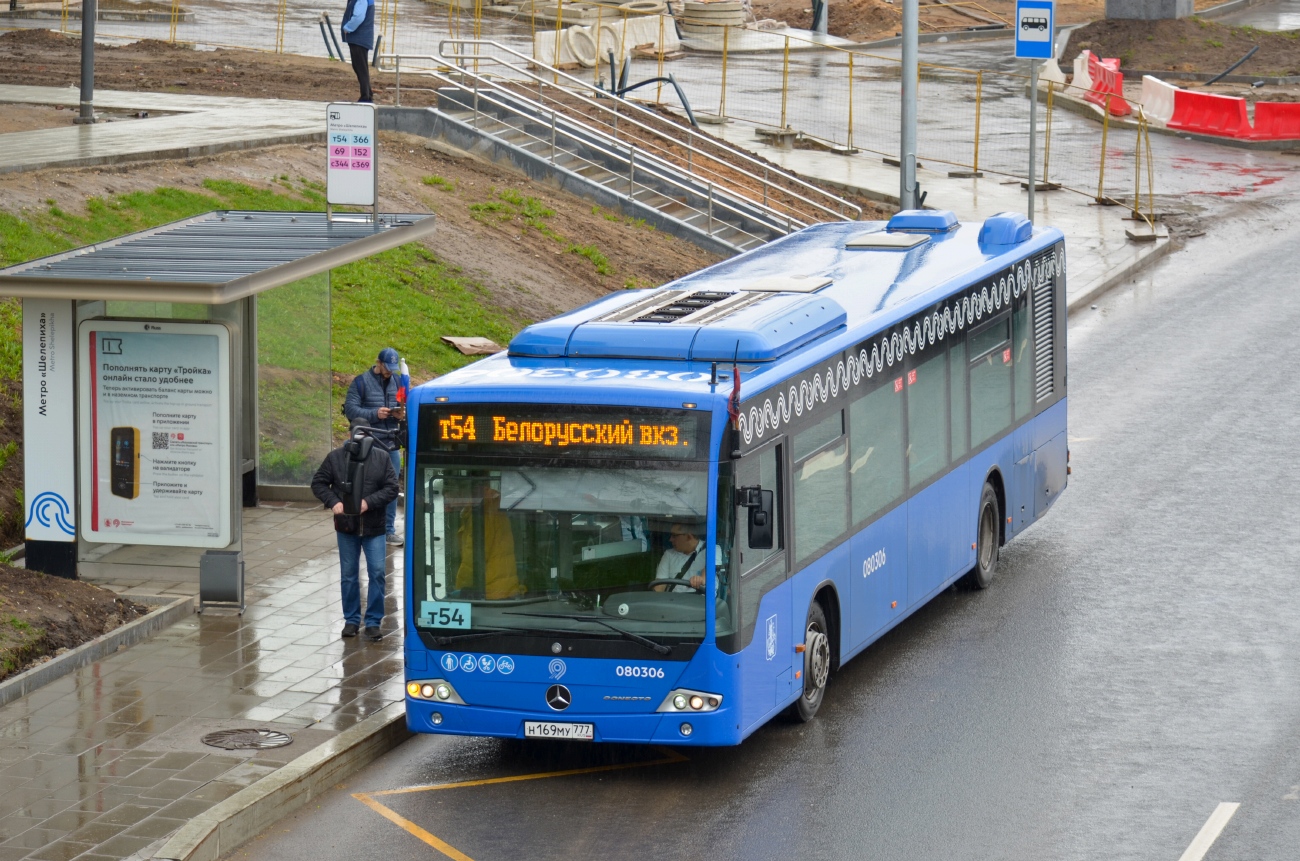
[504, 612, 672, 656]
[428, 628, 525, 647]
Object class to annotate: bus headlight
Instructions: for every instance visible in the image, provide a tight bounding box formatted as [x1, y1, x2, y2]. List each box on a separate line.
[407, 679, 465, 704]
[657, 689, 722, 713]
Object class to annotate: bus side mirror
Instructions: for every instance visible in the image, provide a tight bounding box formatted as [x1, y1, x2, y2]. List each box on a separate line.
[739, 486, 774, 550]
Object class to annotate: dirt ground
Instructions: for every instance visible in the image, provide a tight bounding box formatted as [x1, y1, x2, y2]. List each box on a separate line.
[0, 565, 150, 680]
[0, 28, 431, 104]
[1065, 18, 1300, 77]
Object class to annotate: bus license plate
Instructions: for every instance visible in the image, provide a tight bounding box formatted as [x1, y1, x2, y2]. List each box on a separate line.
[524, 721, 594, 741]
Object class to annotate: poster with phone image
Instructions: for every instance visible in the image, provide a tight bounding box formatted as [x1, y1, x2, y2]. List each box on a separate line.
[78, 321, 232, 547]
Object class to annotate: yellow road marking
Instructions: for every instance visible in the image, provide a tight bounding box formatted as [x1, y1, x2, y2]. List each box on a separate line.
[370, 747, 689, 797]
[352, 747, 690, 861]
[352, 792, 476, 861]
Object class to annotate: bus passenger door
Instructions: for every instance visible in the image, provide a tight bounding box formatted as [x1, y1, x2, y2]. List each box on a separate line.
[733, 440, 791, 731]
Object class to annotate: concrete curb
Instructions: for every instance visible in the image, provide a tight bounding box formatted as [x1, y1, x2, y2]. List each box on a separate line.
[1066, 235, 1177, 315]
[0, 132, 325, 176]
[152, 701, 412, 861]
[0, 593, 195, 709]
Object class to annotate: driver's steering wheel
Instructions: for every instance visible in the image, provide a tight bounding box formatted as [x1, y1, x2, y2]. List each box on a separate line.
[650, 578, 704, 593]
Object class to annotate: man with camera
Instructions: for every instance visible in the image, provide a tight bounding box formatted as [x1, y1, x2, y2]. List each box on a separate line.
[311, 429, 400, 641]
[344, 347, 406, 545]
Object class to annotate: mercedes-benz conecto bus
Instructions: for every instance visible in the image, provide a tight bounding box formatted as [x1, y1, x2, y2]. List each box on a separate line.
[402, 209, 1068, 746]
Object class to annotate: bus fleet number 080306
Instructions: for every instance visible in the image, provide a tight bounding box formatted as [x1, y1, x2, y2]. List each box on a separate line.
[616, 666, 666, 678]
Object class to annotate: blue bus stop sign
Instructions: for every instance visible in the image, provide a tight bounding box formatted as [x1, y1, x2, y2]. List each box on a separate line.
[1014, 0, 1055, 60]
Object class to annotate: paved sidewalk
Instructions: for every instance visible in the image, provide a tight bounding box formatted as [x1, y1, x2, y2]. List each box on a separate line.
[0, 504, 407, 861]
[0, 86, 327, 175]
[708, 118, 1173, 309]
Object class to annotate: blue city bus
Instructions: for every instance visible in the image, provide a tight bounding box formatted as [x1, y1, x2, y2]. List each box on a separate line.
[402, 210, 1067, 746]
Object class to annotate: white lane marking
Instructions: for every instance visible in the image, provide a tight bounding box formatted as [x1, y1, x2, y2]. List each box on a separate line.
[1177, 802, 1240, 861]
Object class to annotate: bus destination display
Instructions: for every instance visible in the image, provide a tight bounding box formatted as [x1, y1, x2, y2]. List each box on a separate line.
[421, 406, 708, 460]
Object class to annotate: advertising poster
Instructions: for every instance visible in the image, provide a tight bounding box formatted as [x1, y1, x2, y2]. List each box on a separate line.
[23, 299, 76, 542]
[78, 321, 232, 548]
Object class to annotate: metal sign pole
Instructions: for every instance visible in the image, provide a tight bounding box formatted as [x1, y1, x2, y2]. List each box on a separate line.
[76, 0, 97, 124]
[1014, 0, 1054, 227]
[1027, 61, 1037, 225]
[900, 0, 918, 210]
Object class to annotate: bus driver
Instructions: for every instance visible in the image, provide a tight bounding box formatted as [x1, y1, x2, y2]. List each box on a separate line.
[652, 523, 706, 592]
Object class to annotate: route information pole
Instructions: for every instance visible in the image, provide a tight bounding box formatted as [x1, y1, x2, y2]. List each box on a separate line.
[1015, 0, 1054, 225]
[77, 0, 97, 124]
[900, 0, 918, 210]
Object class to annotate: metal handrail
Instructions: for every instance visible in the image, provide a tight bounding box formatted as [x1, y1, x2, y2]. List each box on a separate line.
[438, 40, 857, 223]
[438, 80, 802, 234]
[388, 64, 791, 247]
[381, 40, 861, 224]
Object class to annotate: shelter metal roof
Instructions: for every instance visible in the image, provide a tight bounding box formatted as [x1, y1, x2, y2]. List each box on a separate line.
[0, 210, 437, 303]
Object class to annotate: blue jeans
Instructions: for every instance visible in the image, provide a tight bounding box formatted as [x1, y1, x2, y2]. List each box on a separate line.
[338, 531, 386, 628]
[386, 449, 402, 535]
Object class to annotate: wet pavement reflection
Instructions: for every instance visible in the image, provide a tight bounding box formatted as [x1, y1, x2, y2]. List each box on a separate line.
[0, 502, 407, 861]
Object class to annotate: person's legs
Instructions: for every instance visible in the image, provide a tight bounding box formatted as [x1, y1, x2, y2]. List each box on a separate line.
[337, 531, 362, 627]
[348, 42, 373, 102]
[385, 448, 402, 540]
[360, 533, 387, 632]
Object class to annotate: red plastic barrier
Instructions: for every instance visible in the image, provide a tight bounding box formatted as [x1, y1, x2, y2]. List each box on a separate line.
[1082, 53, 1132, 118]
[1249, 101, 1300, 140]
[1167, 89, 1250, 137]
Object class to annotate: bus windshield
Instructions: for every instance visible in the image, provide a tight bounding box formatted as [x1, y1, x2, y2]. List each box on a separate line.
[412, 461, 723, 649]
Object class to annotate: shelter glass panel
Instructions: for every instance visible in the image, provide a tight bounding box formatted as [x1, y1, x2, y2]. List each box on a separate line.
[256, 272, 333, 485]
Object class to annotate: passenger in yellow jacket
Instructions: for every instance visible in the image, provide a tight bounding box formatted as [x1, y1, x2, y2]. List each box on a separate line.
[455, 486, 523, 599]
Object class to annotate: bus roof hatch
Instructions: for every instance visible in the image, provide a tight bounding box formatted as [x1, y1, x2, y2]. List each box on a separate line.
[509, 288, 847, 363]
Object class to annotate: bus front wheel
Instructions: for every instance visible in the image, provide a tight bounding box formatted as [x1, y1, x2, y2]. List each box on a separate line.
[792, 602, 831, 722]
[969, 482, 1001, 589]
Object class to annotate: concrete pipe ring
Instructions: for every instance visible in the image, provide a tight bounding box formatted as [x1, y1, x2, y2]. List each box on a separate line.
[567, 26, 599, 68]
[598, 24, 625, 62]
[620, 0, 667, 12]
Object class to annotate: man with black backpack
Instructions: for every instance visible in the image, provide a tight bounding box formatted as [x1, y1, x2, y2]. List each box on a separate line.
[311, 430, 399, 641]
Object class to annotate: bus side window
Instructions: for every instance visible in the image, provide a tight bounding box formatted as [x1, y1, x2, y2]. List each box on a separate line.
[727, 443, 787, 654]
[969, 315, 1013, 448]
[736, 443, 783, 574]
[906, 348, 948, 488]
[792, 411, 847, 564]
[949, 332, 968, 459]
[849, 374, 904, 525]
[1013, 296, 1033, 420]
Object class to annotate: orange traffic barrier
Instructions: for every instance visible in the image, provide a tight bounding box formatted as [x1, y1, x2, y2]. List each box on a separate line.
[1249, 101, 1300, 140]
[1082, 53, 1132, 118]
[1166, 88, 1250, 137]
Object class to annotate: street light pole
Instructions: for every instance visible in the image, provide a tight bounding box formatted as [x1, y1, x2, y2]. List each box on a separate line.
[77, 0, 97, 124]
[900, 0, 918, 210]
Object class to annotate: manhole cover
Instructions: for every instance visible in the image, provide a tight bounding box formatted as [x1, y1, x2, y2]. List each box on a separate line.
[200, 728, 293, 750]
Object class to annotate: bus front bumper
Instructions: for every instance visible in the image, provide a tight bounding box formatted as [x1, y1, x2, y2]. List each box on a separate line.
[405, 697, 741, 746]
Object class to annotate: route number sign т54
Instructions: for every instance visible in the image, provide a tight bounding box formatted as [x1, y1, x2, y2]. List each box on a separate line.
[1014, 0, 1055, 60]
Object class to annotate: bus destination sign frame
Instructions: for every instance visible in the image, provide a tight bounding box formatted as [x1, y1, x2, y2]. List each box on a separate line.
[418, 404, 710, 461]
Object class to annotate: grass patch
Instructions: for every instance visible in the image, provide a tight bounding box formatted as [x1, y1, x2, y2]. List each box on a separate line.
[422, 174, 457, 192]
[567, 243, 613, 276]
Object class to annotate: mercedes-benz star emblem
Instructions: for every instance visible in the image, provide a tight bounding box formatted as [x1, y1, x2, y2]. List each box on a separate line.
[545, 684, 572, 711]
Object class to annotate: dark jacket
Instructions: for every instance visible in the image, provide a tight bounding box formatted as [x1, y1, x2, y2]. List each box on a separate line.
[344, 368, 400, 433]
[311, 444, 399, 536]
[341, 0, 376, 49]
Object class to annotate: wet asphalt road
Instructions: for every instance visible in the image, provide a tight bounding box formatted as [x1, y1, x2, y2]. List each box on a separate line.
[227, 197, 1300, 861]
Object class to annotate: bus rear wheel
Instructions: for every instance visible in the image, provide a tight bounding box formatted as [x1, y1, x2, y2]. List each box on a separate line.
[793, 602, 831, 723]
[969, 482, 1001, 589]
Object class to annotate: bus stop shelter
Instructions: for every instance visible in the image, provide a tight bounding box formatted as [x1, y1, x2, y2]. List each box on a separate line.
[0, 209, 436, 582]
